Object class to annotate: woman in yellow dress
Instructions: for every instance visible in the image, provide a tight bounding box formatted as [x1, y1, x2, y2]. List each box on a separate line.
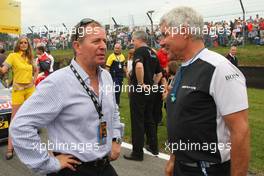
[0, 36, 38, 160]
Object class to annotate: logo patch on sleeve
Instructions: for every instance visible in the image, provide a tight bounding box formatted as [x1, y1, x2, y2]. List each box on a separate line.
[225, 73, 239, 81]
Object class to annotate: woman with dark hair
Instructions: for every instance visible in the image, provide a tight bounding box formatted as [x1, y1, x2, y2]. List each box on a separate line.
[0, 36, 38, 160]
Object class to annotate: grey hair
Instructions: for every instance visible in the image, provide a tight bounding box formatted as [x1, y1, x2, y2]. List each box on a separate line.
[160, 6, 204, 40]
[132, 30, 148, 43]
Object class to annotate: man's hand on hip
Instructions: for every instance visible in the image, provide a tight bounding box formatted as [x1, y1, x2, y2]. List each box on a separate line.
[56, 154, 82, 171]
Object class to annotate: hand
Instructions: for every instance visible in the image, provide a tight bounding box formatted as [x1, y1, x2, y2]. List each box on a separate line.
[126, 72, 130, 78]
[56, 154, 82, 171]
[167, 86, 172, 92]
[165, 155, 175, 176]
[109, 142, 121, 161]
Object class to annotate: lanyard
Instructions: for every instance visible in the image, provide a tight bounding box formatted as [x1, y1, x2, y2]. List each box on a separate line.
[170, 48, 205, 103]
[116, 55, 121, 62]
[200, 161, 208, 176]
[70, 64, 103, 120]
[170, 66, 183, 102]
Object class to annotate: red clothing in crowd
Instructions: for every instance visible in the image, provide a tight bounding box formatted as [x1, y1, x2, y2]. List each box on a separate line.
[37, 53, 50, 76]
[35, 75, 46, 86]
[260, 21, 264, 30]
[35, 53, 51, 86]
[156, 49, 168, 69]
[247, 23, 253, 32]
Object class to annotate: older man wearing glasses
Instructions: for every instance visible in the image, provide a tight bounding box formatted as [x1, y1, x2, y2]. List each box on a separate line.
[10, 18, 124, 176]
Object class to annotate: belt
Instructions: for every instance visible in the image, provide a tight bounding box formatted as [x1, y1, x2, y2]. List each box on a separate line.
[53, 152, 110, 168]
[179, 160, 230, 168]
[13, 82, 34, 91]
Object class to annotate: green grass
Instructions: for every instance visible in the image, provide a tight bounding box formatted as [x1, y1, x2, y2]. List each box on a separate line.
[119, 86, 264, 175]
[46, 44, 264, 66]
[210, 45, 264, 66]
[247, 89, 264, 175]
[6, 45, 264, 66]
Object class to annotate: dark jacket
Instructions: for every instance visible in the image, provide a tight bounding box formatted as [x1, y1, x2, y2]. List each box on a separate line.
[225, 53, 238, 67]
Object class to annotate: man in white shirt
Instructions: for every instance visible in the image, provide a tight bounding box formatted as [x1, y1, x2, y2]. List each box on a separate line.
[160, 6, 250, 176]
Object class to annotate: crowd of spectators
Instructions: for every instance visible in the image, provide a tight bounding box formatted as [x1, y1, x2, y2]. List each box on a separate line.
[0, 14, 263, 51]
[107, 14, 264, 49]
[204, 14, 264, 47]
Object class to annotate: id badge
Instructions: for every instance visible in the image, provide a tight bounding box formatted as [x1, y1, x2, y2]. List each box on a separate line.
[118, 63, 122, 69]
[97, 121, 107, 145]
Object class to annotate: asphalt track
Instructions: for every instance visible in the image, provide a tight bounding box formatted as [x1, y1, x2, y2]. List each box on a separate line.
[0, 130, 167, 176]
[0, 131, 255, 176]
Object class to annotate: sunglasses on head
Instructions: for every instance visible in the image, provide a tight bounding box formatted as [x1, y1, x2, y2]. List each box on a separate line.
[75, 18, 95, 41]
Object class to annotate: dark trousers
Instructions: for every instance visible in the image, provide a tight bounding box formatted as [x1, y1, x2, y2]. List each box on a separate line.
[113, 77, 123, 106]
[145, 91, 162, 150]
[174, 160, 231, 176]
[145, 121, 158, 151]
[130, 92, 157, 155]
[152, 91, 163, 124]
[47, 163, 118, 176]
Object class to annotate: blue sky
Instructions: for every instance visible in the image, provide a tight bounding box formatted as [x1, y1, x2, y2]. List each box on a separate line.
[20, 0, 264, 32]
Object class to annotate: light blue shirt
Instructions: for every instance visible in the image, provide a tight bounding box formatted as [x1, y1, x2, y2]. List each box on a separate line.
[10, 59, 124, 174]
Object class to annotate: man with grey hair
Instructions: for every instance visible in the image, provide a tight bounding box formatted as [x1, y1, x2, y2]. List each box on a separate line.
[161, 7, 250, 176]
[123, 30, 162, 161]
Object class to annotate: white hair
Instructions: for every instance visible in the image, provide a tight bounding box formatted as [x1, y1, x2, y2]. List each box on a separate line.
[160, 6, 204, 40]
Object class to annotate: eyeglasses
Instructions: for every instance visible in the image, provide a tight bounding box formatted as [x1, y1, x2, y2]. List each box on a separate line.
[74, 18, 95, 41]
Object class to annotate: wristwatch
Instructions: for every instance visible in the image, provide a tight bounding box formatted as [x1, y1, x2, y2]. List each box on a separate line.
[112, 138, 122, 144]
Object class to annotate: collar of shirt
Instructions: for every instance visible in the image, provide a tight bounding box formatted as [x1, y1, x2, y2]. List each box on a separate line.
[17, 51, 30, 63]
[229, 53, 235, 58]
[17, 51, 24, 56]
[71, 59, 103, 84]
[181, 48, 207, 67]
[114, 53, 121, 61]
[114, 53, 122, 57]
